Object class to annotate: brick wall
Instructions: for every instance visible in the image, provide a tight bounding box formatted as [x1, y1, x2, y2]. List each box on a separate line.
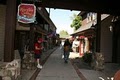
[0, 5, 6, 61]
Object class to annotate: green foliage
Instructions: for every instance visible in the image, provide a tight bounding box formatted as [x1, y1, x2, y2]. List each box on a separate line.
[59, 30, 69, 38]
[59, 30, 68, 35]
[70, 14, 82, 31]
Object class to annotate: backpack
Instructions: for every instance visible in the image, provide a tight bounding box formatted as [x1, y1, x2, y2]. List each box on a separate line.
[64, 46, 70, 52]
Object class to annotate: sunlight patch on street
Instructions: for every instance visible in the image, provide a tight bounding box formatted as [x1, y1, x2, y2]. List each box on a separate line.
[69, 52, 81, 59]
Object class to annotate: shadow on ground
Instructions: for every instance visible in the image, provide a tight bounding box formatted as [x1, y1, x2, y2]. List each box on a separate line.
[70, 57, 92, 70]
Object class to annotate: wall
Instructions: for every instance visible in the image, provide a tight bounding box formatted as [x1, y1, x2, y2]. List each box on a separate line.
[100, 15, 113, 62]
[0, 5, 6, 61]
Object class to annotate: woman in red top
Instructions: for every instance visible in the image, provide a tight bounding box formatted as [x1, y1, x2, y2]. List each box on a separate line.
[34, 38, 43, 69]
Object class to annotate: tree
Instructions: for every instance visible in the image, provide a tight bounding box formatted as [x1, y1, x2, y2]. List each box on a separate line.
[70, 13, 82, 31]
[59, 30, 69, 38]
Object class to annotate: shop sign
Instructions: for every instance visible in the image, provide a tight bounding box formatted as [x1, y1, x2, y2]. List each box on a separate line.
[17, 3, 36, 24]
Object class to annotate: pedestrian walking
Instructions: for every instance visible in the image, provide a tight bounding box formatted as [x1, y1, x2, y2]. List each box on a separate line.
[34, 38, 44, 69]
[63, 39, 71, 63]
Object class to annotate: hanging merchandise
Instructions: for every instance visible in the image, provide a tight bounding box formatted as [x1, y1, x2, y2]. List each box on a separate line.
[17, 3, 36, 24]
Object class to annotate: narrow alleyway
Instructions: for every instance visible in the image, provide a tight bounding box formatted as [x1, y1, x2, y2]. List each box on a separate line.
[35, 48, 81, 80]
[21, 47, 120, 80]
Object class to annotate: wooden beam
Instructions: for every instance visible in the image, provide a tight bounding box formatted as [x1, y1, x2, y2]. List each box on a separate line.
[37, 0, 120, 15]
[4, 0, 16, 62]
[29, 24, 35, 51]
[96, 13, 101, 52]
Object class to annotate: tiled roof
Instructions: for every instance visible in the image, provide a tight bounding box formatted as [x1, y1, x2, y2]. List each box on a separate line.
[72, 22, 93, 35]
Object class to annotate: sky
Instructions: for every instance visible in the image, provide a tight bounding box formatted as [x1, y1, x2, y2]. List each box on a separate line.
[46, 8, 80, 34]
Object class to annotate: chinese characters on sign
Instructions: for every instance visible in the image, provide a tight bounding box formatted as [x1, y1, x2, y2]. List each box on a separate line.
[17, 3, 36, 24]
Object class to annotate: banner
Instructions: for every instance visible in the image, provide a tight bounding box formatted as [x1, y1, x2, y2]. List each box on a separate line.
[48, 31, 56, 38]
[17, 3, 36, 24]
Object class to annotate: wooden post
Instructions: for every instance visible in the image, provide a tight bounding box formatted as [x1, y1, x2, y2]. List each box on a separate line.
[96, 13, 101, 52]
[4, 0, 17, 62]
[29, 24, 35, 51]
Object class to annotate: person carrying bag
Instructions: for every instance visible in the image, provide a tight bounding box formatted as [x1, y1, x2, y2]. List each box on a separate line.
[63, 39, 71, 63]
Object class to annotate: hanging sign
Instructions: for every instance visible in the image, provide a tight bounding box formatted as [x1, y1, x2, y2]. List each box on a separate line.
[17, 3, 36, 24]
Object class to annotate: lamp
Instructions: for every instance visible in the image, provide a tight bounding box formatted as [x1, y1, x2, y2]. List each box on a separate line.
[109, 22, 114, 32]
[109, 26, 113, 32]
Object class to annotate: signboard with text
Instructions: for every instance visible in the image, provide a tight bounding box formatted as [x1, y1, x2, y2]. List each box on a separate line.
[17, 3, 36, 24]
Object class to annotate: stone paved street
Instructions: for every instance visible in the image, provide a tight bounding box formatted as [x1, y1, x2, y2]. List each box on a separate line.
[21, 47, 120, 80]
[36, 47, 81, 80]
